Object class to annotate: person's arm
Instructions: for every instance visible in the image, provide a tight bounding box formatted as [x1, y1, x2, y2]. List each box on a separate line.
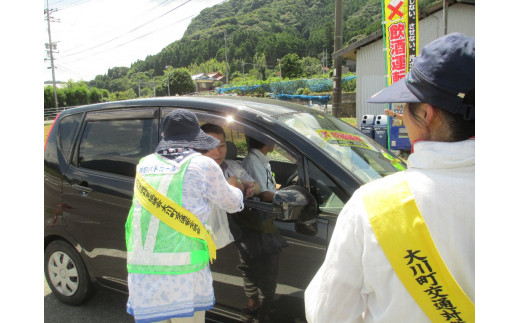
[385, 108, 403, 120]
[259, 190, 275, 202]
[305, 193, 367, 322]
[201, 158, 244, 214]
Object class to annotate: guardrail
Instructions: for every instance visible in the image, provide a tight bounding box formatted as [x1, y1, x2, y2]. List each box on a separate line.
[44, 106, 73, 122]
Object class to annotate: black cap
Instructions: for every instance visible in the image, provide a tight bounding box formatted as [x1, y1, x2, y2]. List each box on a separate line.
[368, 33, 475, 119]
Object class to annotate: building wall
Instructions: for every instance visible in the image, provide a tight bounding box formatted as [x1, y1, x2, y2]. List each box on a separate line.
[355, 3, 475, 126]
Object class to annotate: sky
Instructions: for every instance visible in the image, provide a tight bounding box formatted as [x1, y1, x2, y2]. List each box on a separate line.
[43, 0, 226, 82]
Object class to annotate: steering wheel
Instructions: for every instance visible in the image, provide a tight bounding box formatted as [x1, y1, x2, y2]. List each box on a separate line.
[283, 170, 298, 188]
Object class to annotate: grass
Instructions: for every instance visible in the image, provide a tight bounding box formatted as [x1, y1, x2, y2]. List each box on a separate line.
[44, 124, 52, 144]
[341, 117, 357, 127]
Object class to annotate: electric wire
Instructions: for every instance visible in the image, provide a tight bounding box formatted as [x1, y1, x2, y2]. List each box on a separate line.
[58, 13, 197, 65]
[58, 0, 193, 59]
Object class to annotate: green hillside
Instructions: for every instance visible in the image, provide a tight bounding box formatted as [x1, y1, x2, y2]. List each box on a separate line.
[45, 0, 438, 108]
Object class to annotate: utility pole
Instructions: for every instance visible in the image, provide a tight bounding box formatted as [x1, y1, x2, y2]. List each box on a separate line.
[443, 0, 448, 35]
[165, 66, 171, 96]
[325, 49, 328, 69]
[277, 59, 282, 78]
[224, 34, 229, 84]
[45, 0, 59, 110]
[332, 0, 343, 118]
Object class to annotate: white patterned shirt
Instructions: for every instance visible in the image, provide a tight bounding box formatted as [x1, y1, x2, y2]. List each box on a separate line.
[206, 160, 255, 249]
[127, 154, 243, 322]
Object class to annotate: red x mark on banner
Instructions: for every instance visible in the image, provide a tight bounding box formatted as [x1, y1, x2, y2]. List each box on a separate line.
[388, 1, 404, 20]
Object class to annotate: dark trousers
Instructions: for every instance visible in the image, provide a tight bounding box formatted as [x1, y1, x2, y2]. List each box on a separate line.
[237, 248, 279, 312]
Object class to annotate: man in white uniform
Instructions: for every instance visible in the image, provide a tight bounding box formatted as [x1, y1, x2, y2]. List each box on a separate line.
[305, 33, 475, 322]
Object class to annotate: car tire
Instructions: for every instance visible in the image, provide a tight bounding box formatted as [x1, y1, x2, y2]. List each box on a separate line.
[44, 240, 95, 305]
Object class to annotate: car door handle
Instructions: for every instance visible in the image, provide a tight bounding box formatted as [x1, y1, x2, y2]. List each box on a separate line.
[72, 183, 93, 197]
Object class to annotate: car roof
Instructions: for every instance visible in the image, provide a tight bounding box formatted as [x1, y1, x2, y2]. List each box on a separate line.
[59, 95, 319, 122]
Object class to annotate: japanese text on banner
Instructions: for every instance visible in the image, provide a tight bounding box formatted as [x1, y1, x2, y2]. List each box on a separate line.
[383, 0, 419, 86]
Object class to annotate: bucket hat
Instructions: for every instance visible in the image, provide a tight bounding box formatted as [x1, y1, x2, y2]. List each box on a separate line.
[368, 32, 475, 119]
[156, 109, 220, 151]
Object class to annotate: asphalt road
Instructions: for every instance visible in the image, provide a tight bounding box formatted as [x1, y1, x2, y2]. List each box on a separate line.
[44, 277, 134, 322]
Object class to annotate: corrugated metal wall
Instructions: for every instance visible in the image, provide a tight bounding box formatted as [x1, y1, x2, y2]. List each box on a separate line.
[355, 3, 475, 126]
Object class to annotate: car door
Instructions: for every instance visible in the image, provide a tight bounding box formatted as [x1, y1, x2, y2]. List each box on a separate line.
[187, 110, 351, 322]
[62, 107, 159, 288]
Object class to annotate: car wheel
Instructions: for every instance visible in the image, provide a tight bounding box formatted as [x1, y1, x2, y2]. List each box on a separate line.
[44, 240, 95, 305]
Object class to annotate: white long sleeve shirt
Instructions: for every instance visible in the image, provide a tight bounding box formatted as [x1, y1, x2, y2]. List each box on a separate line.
[127, 154, 244, 322]
[305, 139, 475, 323]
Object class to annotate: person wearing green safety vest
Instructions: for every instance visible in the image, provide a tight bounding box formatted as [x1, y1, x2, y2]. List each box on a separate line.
[305, 33, 475, 322]
[125, 109, 245, 323]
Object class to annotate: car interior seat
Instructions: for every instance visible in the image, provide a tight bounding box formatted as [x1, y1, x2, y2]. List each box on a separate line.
[225, 141, 237, 160]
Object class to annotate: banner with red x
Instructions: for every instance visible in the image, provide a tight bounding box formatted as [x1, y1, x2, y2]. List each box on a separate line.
[380, 0, 419, 150]
[382, 0, 419, 86]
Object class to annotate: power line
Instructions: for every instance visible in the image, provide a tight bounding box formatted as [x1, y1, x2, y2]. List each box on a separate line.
[58, 13, 197, 65]
[52, 0, 91, 12]
[58, 0, 173, 55]
[58, 0, 192, 58]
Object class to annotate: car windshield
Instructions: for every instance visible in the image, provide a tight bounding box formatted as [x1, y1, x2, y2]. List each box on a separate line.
[274, 110, 406, 184]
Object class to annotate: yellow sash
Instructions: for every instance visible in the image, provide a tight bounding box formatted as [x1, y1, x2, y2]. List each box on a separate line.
[363, 175, 474, 323]
[134, 172, 217, 263]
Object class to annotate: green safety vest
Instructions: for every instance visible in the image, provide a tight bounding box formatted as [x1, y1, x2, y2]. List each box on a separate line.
[125, 154, 209, 275]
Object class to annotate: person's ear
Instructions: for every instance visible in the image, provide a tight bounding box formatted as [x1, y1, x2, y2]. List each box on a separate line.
[422, 103, 437, 126]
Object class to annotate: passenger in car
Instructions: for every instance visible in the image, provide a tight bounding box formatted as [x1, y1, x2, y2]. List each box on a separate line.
[200, 123, 260, 250]
[125, 110, 245, 323]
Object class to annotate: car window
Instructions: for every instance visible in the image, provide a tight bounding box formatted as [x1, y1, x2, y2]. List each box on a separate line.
[274, 111, 406, 183]
[307, 160, 349, 215]
[58, 113, 83, 162]
[76, 116, 157, 177]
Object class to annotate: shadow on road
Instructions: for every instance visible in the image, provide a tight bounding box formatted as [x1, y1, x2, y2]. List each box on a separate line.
[45, 277, 133, 322]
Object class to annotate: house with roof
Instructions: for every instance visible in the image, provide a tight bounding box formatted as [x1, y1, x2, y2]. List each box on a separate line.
[192, 72, 226, 92]
[332, 0, 474, 126]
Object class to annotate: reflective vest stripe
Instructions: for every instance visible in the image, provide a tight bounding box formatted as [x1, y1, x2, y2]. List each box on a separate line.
[126, 154, 209, 274]
[363, 174, 475, 323]
[133, 171, 216, 261]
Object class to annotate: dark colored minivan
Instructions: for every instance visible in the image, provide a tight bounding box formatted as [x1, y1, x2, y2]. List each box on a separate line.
[44, 96, 405, 322]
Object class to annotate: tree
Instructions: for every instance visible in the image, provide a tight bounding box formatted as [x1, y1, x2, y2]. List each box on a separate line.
[300, 56, 322, 78]
[107, 66, 129, 79]
[88, 87, 109, 103]
[130, 72, 151, 97]
[280, 53, 302, 79]
[163, 68, 196, 96]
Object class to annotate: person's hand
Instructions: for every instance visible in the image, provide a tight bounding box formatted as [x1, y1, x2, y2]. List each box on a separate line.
[385, 109, 403, 120]
[227, 176, 244, 192]
[242, 181, 255, 198]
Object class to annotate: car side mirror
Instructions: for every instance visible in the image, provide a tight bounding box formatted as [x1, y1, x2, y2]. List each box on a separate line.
[272, 185, 318, 222]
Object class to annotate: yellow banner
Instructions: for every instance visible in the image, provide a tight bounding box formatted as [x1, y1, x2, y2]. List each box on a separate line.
[383, 0, 419, 86]
[316, 129, 370, 149]
[364, 175, 474, 322]
[134, 172, 217, 263]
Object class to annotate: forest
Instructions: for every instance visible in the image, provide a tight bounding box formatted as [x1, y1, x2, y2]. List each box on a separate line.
[44, 0, 438, 111]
